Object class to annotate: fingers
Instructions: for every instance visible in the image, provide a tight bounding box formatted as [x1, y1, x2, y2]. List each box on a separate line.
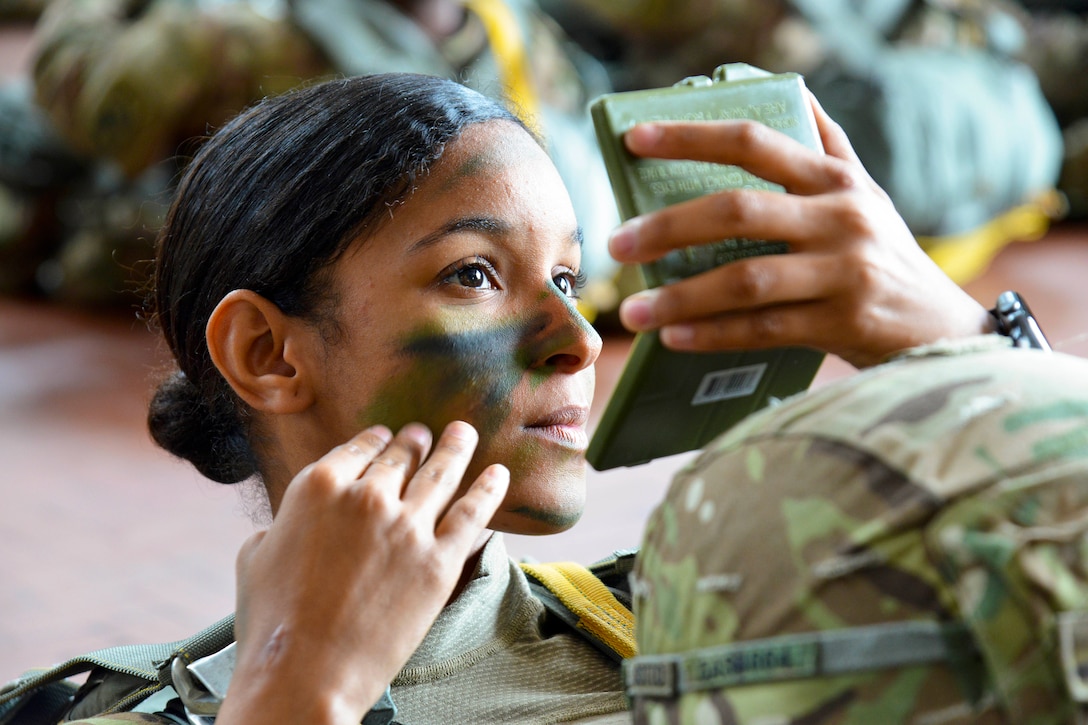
[655, 300, 836, 353]
[434, 463, 509, 550]
[619, 252, 845, 338]
[622, 119, 859, 197]
[805, 90, 864, 168]
[402, 421, 478, 514]
[362, 423, 432, 496]
[609, 188, 841, 263]
[400, 422, 509, 549]
[304, 425, 395, 486]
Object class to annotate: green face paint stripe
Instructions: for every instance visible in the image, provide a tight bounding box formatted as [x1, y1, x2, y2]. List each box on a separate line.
[442, 149, 504, 192]
[529, 367, 554, 390]
[547, 279, 596, 337]
[361, 316, 528, 440]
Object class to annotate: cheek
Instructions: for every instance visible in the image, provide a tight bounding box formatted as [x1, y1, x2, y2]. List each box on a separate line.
[359, 322, 527, 438]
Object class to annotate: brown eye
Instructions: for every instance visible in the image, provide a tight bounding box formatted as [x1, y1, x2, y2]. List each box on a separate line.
[457, 265, 488, 288]
[553, 269, 585, 299]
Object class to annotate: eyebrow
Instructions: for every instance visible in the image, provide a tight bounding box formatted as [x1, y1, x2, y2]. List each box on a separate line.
[406, 217, 585, 255]
[407, 217, 508, 256]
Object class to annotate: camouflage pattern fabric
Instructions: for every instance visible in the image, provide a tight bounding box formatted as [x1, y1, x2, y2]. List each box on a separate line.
[32, 0, 332, 178]
[631, 336, 1088, 724]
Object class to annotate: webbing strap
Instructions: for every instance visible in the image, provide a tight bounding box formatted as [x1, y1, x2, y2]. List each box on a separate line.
[520, 561, 637, 660]
[625, 620, 980, 698]
[0, 615, 234, 713]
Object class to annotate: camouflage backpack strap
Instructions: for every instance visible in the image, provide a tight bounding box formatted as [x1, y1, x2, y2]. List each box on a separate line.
[521, 555, 637, 662]
[0, 615, 234, 724]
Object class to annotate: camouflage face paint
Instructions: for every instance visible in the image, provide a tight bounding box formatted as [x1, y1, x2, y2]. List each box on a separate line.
[361, 314, 529, 439]
[361, 283, 593, 443]
[442, 148, 507, 192]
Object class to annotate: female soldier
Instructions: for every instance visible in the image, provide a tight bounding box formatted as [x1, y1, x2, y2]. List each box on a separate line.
[75, 71, 993, 724]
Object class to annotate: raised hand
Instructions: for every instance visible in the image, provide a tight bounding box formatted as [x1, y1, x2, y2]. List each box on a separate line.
[219, 422, 509, 725]
[609, 92, 994, 369]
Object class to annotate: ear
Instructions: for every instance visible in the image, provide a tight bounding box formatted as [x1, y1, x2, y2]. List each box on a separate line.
[206, 289, 316, 414]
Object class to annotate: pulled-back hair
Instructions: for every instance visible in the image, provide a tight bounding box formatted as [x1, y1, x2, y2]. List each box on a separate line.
[147, 73, 523, 484]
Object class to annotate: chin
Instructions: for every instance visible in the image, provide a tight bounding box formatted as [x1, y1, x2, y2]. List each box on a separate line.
[491, 469, 587, 535]
[492, 504, 585, 536]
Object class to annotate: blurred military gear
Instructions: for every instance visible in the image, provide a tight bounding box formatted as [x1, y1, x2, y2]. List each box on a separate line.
[630, 335, 1088, 723]
[0, 79, 90, 296]
[3, 0, 619, 308]
[0, 0, 49, 21]
[544, 0, 1069, 283]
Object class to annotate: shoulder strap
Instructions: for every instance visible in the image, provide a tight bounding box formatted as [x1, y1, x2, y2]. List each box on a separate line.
[0, 615, 234, 723]
[520, 559, 636, 662]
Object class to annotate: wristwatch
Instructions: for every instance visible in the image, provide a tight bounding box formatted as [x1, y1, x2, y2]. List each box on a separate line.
[990, 291, 1051, 351]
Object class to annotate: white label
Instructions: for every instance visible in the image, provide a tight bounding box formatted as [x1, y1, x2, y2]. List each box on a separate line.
[691, 363, 766, 406]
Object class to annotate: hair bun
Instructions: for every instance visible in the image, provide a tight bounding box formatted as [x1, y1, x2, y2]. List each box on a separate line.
[148, 371, 257, 484]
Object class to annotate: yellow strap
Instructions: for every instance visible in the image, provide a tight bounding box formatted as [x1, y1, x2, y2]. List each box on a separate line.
[916, 191, 1065, 284]
[463, 0, 541, 132]
[521, 561, 637, 659]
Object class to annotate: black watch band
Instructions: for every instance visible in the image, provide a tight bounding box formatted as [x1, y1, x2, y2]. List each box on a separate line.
[990, 291, 1051, 351]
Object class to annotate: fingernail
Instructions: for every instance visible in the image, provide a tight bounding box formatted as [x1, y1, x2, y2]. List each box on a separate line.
[661, 324, 694, 348]
[445, 420, 478, 442]
[609, 218, 641, 259]
[486, 465, 510, 492]
[625, 123, 664, 152]
[401, 422, 433, 445]
[620, 290, 658, 329]
[369, 425, 393, 444]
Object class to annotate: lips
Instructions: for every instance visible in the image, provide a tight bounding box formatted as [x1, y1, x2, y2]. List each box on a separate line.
[524, 405, 590, 449]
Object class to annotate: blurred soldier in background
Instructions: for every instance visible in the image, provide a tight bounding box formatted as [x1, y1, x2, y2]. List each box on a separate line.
[0, 0, 619, 311]
[3, 0, 1086, 306]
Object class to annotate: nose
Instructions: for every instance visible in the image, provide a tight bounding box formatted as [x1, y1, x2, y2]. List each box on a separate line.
[529, 286, 602, 374]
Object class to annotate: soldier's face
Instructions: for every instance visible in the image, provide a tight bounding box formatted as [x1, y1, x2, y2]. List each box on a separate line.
[310, 120, 601, 535]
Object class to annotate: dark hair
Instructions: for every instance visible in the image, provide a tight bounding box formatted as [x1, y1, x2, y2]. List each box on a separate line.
[147, 73, 524, 484]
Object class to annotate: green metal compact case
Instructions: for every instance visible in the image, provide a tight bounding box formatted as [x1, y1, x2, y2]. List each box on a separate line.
[587, 64, 827, 470]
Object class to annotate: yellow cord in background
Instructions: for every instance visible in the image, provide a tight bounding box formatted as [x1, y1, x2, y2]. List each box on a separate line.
[918, 191, 1066, 284]
[464, 0, 541, 133]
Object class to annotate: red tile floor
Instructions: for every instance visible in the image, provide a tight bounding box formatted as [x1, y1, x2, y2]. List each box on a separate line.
[3, 22, 1088, 683]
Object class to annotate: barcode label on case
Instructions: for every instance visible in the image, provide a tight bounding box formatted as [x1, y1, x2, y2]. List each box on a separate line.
[691, 364, 767, 406]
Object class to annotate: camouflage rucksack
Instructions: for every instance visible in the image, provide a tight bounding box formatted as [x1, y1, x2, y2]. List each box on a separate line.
[627, 336, 1088, 723]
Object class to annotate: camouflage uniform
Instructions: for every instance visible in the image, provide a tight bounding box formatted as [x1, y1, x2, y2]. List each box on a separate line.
[629, 335, 1088, 723]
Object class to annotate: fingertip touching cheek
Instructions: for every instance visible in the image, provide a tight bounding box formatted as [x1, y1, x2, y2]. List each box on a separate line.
[356, 284, 598, 533]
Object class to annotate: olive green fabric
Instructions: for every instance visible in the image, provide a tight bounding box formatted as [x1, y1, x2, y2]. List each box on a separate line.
[631, 336, 1088, 723]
